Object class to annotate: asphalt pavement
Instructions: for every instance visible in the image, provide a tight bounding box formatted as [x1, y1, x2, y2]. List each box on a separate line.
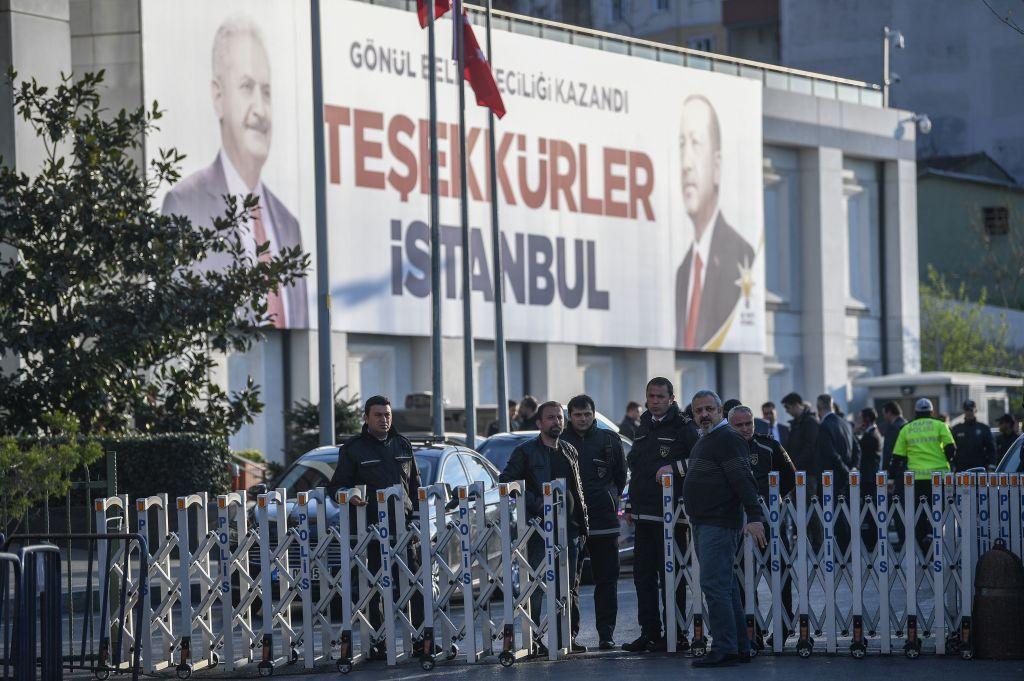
[204, 577, 1024, 681]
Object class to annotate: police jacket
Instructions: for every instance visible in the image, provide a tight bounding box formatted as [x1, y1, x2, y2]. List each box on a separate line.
[327, 425, 420, 523]
[562, 424, 627, 535]
[747, 433, 796, 501]
[498, 436, 589, 536]
[786, 408, 820, 474]
[951, 419, 997, 471]
[626, 403, 698, 522]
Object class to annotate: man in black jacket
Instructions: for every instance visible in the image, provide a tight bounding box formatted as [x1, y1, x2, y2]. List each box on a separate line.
[563, 394, 627, 650]
[857, 407, 883, 550]
[622, 377, 699, 653]
[499, 401, 589, 654]
[326, 395, 422, 655]
[728, 404, 796, 636]
[881, 401, 907, 476]
[781, 392, 819, 477]
[951, 400, 997, 471]
[684, 391, 765, 667]
[618, 401, 641, 441]
[814, 394, 859, 553]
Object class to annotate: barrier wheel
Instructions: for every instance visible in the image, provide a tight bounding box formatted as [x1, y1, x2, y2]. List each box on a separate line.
[796, 640, 812, 659]
[850, 642, 866, 659]
[499, 651, 515, 667]
[210, 652, 220, 668]
[94, 668, 111, 681]
[961, 648, 973, 661]
[290, 648, 300, 664]
[176, 664, 193, 680]
[337, 659, 352, 674]
[258, 661, 275, 677]
[690, 644, 707, 657]
[421, 657, 435, 671]
[446, 644, 459, 661]
[905, 640, 922, 659]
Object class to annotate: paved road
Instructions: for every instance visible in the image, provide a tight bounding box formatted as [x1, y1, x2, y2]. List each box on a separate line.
[185, 577, 1023, 680]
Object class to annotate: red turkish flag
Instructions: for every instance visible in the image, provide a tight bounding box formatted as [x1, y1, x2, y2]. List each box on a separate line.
[417, 0, 450, 28]
[461, 14, 506, 119]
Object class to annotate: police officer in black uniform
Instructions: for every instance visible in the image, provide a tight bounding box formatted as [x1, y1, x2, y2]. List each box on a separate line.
[623, 377, 699, 652]
[727, 404, 796, 640]
[563, 394, 627, 650]
[951, 400, 997, 472]
[327, 395, 423, 657]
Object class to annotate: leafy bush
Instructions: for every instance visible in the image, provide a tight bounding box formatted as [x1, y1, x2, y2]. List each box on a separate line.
[0, 413, 102, 532]
[102, 433, 232, 500]
[233, 449, 265, 463]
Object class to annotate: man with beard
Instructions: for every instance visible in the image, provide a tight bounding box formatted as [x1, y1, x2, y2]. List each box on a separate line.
[684, 391, 765, 666]
[622, 378, 699, 652]
[499, 401, 589, 654]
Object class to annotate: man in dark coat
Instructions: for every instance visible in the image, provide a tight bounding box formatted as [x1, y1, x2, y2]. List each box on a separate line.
[622, 377, 699, 653]
[499, 401, 589, 654]
[881, 401, 907, 477]
[326, 395, 422, 656]
[857, 407, 884, 549]
[563, 395, 627, 650]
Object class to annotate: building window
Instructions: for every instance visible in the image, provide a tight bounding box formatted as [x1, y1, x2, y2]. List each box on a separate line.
[687, 35, 715, 52]
[983, 206, 1009, 235]
[842, 159, 881, 312]
[610, 0, 626, 22]
[656, 0, 669, 10]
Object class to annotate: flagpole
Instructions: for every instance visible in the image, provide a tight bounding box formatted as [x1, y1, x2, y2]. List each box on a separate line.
[483, 0, 509, 432]
[428, 0, 444, 438]
[455, 0, 476, 445]
[310, 0, 334, 446]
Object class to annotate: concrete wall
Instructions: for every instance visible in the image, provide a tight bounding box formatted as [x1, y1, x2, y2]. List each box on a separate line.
[781, 0, 1024, 183]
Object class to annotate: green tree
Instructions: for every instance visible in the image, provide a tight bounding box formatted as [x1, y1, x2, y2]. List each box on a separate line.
[284, 388, 362, 462]
[0, 70, 308, 437]
[920, 265, 1016, 373]
[0, 412, 102, 532]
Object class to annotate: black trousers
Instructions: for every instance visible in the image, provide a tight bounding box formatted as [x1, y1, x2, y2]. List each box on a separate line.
[367, 541, 424, 634]
[527, 531, 583, 643]
[586, 533, 620, 641]
[633, 520, 687, 639]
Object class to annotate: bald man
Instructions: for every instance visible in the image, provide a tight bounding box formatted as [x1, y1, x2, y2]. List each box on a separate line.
[675, 95, 754, 350]
[162, 15, 307, 328]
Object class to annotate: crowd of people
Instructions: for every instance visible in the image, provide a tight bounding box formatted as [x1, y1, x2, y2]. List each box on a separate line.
[328, 384, 1022, 668]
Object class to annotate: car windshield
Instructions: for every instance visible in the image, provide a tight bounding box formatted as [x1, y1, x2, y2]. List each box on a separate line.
[415, 454, 436, 485]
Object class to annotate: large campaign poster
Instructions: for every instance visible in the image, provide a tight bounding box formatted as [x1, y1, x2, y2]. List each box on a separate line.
[142, 0, 765, 353]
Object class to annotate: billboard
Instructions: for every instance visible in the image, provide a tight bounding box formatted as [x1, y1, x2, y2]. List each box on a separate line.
[142, 0, 765, 352]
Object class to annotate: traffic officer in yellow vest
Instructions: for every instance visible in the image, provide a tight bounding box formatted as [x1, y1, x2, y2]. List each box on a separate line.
[888, 398, 956, 547]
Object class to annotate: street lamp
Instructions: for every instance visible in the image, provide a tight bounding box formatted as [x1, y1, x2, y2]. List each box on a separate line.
[882, 26, 904, 107]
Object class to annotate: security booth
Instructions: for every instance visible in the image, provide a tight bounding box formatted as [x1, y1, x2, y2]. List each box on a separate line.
[853, 372, 1022, 425]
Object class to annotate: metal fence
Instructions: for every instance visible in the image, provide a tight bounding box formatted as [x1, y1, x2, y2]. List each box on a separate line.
[5, 470, 1020, 678]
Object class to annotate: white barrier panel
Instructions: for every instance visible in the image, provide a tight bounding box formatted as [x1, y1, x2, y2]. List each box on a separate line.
[87, 466, 1019, 675]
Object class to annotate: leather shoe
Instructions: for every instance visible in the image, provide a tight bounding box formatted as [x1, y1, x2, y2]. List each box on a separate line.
[692, 651, 738, 667]
[622, 635, 653, 652]
[570, 641, 588, 654]
[599, 640, 616, 651]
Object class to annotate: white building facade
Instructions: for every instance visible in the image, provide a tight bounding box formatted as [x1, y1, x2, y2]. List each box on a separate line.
[3, 0, 920, 460]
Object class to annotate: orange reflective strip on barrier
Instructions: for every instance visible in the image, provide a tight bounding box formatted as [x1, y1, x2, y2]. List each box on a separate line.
[498, 483, 509, 497]
[796, 472, 806, 486]
[769, 471, 780, 485]
[218, 497, 227, 508]
[903, 472, 914, 487]
[661, 475, 672, 488]
[932, 472, 941, 486]
[543, 483, 552, 495]
[177, 498, 186, 510]
[823, 472, 832, 486]
[850, 470, 859, 486]
[875, 472, 886, 487]
[418, 488, 427, 501]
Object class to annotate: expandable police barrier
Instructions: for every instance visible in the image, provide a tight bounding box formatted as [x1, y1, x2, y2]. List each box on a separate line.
[1, 534, 149, 681]
[660, 468, 1021, 660]
[52, 468, 1017, 676]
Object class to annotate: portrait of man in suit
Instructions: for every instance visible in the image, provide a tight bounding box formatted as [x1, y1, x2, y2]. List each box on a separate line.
[161, 15, 308, 328]
[674, 94, 754, 350]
